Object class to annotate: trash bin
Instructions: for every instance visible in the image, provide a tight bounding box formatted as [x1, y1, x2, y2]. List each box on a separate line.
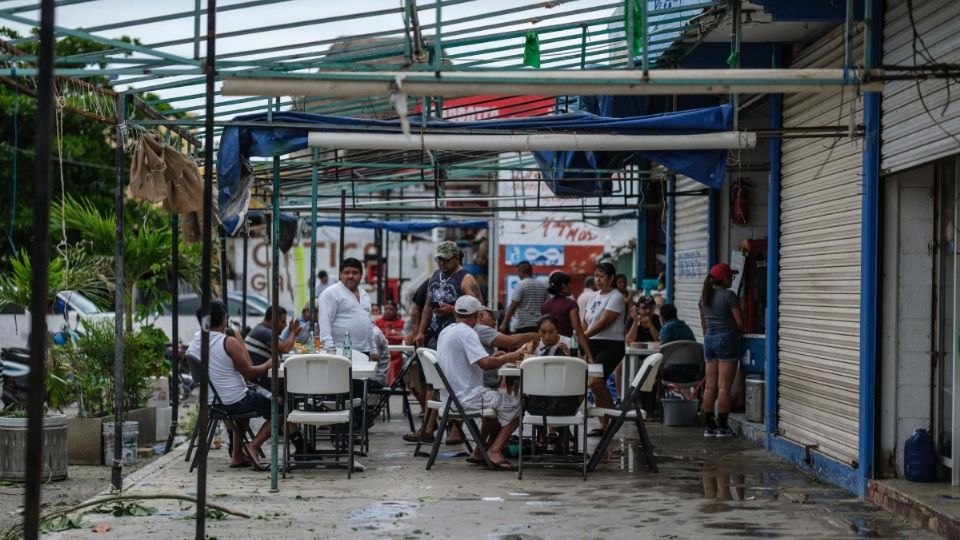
[745, 375, 764, 423]
[662, 398, 699, 426]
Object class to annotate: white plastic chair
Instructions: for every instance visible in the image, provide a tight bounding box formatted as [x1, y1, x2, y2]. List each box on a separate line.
[415, 348, 497, 470]
[588, 352, 663, 473]
[518, 356, 589, 480]
[283, 353, 355, 478]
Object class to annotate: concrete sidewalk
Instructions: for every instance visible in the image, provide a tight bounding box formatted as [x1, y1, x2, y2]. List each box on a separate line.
[43, 403, 931, 539]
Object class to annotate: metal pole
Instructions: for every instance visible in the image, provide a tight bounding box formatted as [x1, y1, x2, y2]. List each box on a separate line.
[111, 91, 126, 493]
[490, 219, 499, 308]
[164, 214, 180, 454]
[309, 147, 319, 320]
[269, 98, 281, 491]
[384, 228, 391, 302]
[433, 0, 441, 73]
[269, 169, 280, 491]
[376, 228, 384, 305]
[730, 0, 741, 130]
[220, 227, 229, 311]
[193, 0, 201, 61]
[339, 188, 347, 263]
[195, 0, 216, 535]
[640, 0, 649, 73]
[626, 0, 635, 69]
[665, 175, 676, 304]
[764, 87, 782, 446]
[22, 0, 54, 536]
[241, 224, 248, 331]
[580, 24, 587, 70]
[857, 0, 881, 498]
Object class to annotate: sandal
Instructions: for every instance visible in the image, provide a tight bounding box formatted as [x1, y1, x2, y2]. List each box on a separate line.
[465, 456, 484, 465]
[445, 436, 464, 446]
[493, 459, 516, 471]
[402, 431, 435, 443]
[587, 428, 606, 438]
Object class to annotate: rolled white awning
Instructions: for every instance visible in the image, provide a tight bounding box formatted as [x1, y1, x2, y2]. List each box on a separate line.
[306, 131, 756, 151]
[223, 69, 883, 98]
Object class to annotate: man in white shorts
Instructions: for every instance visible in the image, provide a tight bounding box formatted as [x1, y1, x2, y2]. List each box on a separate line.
[437, 296, 524, 470]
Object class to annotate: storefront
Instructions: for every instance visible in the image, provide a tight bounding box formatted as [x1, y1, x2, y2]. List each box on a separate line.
[878, 0, 960, 485]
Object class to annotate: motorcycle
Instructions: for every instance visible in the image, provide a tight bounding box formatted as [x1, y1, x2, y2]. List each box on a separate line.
[1, 347, 31, 411]
[165, 341, 195, 402]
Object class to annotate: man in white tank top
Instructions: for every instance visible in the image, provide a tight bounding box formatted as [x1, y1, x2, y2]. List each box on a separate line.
[190, 300, 279, 470]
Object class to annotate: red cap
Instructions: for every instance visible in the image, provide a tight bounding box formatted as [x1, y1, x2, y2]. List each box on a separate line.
[708, 263, 738, 281]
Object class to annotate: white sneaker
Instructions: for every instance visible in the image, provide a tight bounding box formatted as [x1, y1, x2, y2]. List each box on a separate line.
[704, 428, 717, 438]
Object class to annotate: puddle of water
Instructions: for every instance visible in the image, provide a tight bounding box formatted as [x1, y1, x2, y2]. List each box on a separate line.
[524, 501, 563, 507]
[489, 535, 544, 540]
[703, 521, 781, 538]
[349, 500, 418, 522]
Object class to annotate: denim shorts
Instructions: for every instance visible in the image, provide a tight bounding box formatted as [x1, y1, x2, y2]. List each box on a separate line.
[703, 330, 740, 362]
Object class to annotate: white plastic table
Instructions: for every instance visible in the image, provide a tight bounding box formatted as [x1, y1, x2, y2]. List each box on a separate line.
[498, 363, 604, 378]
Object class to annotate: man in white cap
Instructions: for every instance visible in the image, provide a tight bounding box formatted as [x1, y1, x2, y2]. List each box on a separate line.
[436, 295, 524, 470]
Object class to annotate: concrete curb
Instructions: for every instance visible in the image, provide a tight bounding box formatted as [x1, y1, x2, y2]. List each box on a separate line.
[868, 480, 960, 540]
[728, 413, 766, 447]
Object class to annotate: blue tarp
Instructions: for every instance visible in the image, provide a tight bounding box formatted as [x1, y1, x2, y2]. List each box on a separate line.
[312, 219, 488, 234]
[217, 105, 733, 234]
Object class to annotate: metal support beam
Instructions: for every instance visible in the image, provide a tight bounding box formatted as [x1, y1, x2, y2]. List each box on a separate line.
[857, 0, 881, 499]
[22, 1, 54, 537]
[111, 91, 126, 493]
[164, 214, 180, 454]
[765, 87, 782, 447]
[194, 0, 216, 536]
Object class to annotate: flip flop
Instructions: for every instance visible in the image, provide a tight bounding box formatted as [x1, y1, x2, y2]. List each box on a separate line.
[228, 462, 248, 469]
[586, 428, 606, 438]
[247, 460, 269, 472]
[465, 456, 484, 465]
[445, 436, 464, 446]
[493, 459, 516, 471]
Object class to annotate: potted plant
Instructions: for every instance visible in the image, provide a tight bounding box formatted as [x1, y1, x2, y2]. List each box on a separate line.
[0, 339, 73, 481]
[0, 249, 108, 474]
[55, 320, 171, 464]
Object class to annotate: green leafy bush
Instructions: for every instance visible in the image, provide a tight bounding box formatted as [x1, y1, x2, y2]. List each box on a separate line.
[53, 321, 170, 418]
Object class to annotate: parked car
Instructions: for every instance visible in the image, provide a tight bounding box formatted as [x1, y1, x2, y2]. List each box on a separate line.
[165, 292, 268, 319]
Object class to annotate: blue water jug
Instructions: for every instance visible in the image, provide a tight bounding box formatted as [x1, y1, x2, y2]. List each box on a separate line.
[904, 429, 936, 482]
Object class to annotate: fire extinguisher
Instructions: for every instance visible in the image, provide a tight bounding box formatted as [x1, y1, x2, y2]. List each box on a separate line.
[731, 178, 749, 225]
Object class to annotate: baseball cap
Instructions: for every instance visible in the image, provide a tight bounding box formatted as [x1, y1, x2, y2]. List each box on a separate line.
[708, 263, 738, 281]
[454, 295, 481, 315]
[435, 241, 459, 260]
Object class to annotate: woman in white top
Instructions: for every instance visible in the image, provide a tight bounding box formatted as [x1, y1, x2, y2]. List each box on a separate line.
[581, 262, 626, 436]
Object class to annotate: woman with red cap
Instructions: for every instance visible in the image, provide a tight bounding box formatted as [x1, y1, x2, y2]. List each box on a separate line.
[699, 262, 745, 438]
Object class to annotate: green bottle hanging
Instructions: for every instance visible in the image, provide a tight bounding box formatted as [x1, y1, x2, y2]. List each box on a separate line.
[625, 0, 646, 57]
[523, 31, 541, 69]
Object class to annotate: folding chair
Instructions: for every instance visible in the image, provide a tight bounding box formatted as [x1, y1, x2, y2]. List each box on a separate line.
[658, 341, 704, 408]
[415, 348, 497, 471]
[283, 353, 355, 478]
[588, 352, 663, 473]
[182, 354, 261, 467]
[517, 356, 589, 481]
[368, 349, 416, 432]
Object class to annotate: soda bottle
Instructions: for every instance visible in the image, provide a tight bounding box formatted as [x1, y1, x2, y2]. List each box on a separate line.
[343, 331, 352, 361]
[570, 330, 580, 358]
[311, 323, 321, 353]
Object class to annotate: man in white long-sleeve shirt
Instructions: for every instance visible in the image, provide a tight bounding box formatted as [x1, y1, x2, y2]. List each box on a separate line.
[317, 257, 373, 355]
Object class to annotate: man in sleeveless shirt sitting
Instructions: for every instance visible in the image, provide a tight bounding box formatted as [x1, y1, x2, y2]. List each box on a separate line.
[191, 300, 277, 470]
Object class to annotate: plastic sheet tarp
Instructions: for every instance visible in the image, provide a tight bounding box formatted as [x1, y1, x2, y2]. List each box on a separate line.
[312, 219, 487, 234]
[217, 105, 733, 234]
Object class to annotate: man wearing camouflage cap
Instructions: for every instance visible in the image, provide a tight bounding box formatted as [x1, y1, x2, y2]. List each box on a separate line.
[415, 240, 485, 350]
[408, 241, 485, 446]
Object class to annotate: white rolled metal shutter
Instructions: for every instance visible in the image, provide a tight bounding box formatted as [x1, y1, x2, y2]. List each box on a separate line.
[882, 0, 960, 173]
[673, 175, 709, 341]
[778, 26, 863, 466]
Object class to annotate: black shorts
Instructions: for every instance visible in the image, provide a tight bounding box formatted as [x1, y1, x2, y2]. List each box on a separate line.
[220, 390, 272, 420]
[589, 339, 625, 379]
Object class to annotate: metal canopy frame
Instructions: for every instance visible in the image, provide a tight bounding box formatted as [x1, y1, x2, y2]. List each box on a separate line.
[7, 0, 944, 537]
